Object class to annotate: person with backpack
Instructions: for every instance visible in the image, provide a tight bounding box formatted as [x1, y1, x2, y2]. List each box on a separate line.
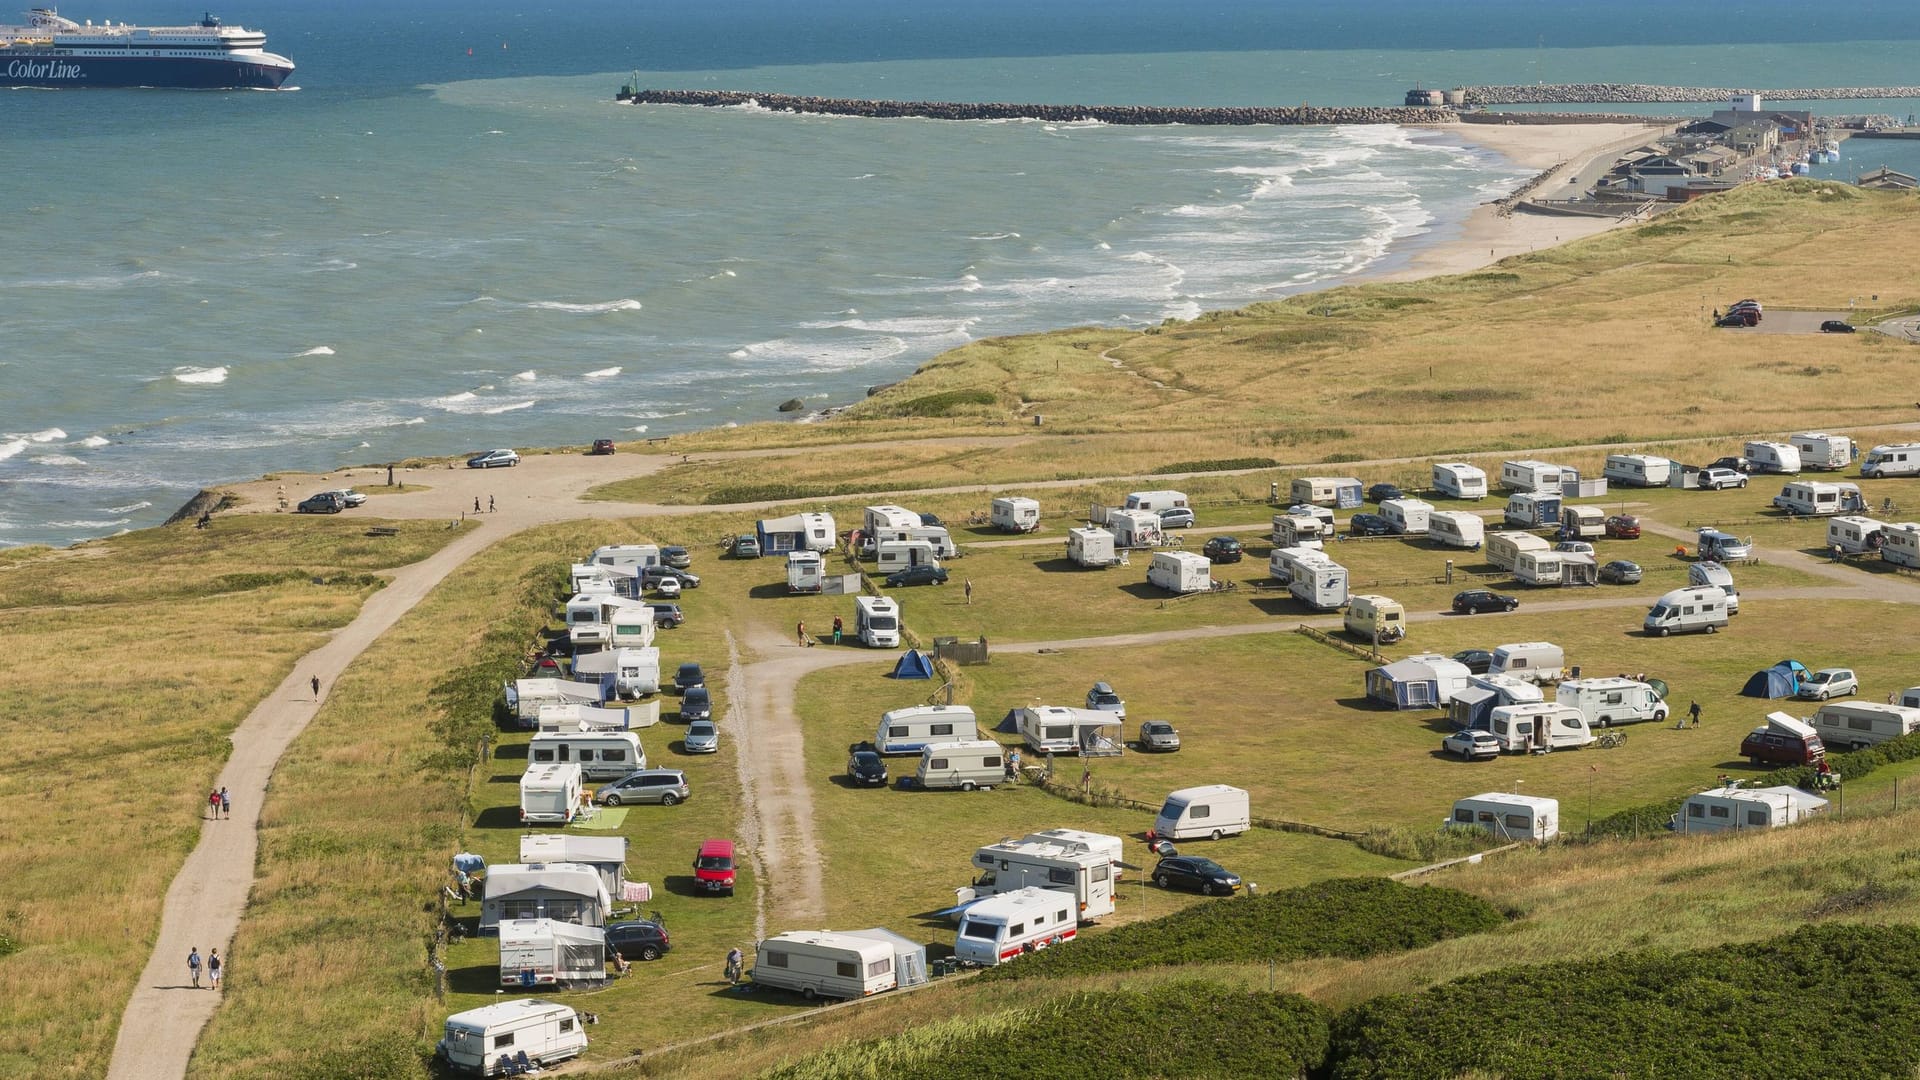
[188, 947, 202, 988]
[208, 949, 223, 990]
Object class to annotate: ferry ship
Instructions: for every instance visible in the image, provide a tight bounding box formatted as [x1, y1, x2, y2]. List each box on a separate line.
[0, 9, 293, 88]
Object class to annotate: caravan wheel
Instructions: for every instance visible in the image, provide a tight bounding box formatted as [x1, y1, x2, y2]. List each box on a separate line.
[802, 986, 818, 1001]
[1706, 624, 1718, 634]
[961, 781, 976, 792]
[1210, 829, 1223, 841]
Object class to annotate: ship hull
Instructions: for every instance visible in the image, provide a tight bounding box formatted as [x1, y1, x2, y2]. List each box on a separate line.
[2, 53, 291, 89]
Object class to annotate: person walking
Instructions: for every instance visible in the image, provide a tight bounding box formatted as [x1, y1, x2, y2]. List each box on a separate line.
[208, 789, 221, 820]
[311, 674, 321, 698]
[964, 578, 973, 605]
[1688, 700, 1702, 728]
[188, 947, 203, 988]
[797, 621, 808, 647]
[207, 948, 222, 990]
[474, 497, 482, 514]
[831, 616, 843, 645]
[488, 495, 495, 513]
[725, 947, 744, 985]
[219, 787, 230, 819]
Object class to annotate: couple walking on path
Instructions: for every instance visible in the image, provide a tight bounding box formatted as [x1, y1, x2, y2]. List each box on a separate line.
[186, 947, 223, 989]
[205, 788, 229, 819]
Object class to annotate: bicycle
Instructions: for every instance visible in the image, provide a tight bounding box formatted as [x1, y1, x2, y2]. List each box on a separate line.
[1595, 730, 1628, 749]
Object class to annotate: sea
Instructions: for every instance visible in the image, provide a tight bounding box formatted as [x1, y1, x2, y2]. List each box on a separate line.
[7, 0, 1920, 548]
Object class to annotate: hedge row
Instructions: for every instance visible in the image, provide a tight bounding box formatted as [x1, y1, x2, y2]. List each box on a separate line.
[977, 878, 1508, 982]
[1151, 456, 1280, 474]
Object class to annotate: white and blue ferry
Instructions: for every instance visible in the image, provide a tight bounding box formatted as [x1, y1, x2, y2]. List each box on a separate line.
[0, 8, 293, 88]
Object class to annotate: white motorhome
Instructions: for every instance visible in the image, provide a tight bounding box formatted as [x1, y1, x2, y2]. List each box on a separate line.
[1433, 462, 1489, 500]
[1696, 528, 1752, 561]
[1015, 706, 1122, 756]
[519, 764, 583, 825]
[1486, 531, 1550, 571]
[1271, 513, 1329, 548]
[1827, 515, 1890, 555]
[1153, 784, 1251, 841]
[1147, 550, 1212, 594]
[1487, 703, 1594, 753]
[1810, 700, 1920, 750]
[1885, 523, 1920, 569]
[1644, 586, 1730, 636]
[855, 595, 901, 648]
[875, 705, 979, 756]
[497, 918, 606, 988]
[1604, 454, 1671, 487]
[752, 931, 899, 1000]
[1861, 442, 1920, 479]
[1555, 678, 1668, 727]
[1504, 492, 1561, 529]
[1289, 477, 1360, 507]
[437, 999, 588, 1075]
[568, 563, 626, 597]
[961, 829, 1121, 921]
[915, 739, 1005, 791]
[1745, 440, 1802, 475]
[953, 887, 1078, 967]
[862, 504, 921, 539]
[1514, 550, 1597, 587]
[569, 647, 659, 700]
[1489, 642, 1565, 684]
[505, 679, 603, 728]
[1445, 793, 1559, 842]
[1287, 551, 1349, 610]
[1345, 594, 1406, 644]
[1688, 561, 1741, 615]
[528, 731, 644, 781]
[1773, 480, 1864, 517]
[1380, 497, 1433, 535]
[590, 544, 662, 570]
[1559, 505, 1607, 540]
[901, 525, 960, 558]
[1427, 511, 1485, 549]
[1106, 509, 1162, 549]
[1789, 432, 1854, 471]
[1066, 526, 1122, 568]
[1268, 546, 1311, 585]
[565, 595, 654, 651]
[991, 496, 1041, 533]
[874, 539, 941, 574]
[1501, 459, 1571, 493]
[1673, 785, 1827, 833]
[786, 550, 825, 594]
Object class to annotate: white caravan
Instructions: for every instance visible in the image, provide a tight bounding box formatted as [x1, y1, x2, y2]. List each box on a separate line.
[1107, 509, 1162, 549]
[569, 647, 659, 700]
[1154, 784, 1251, 841]
[854, 595, 901, 648]
[1504, 492, 1562, 529]
[1788, 432, 1854, 471]
[875, 705, 979, 755]
[1644, 587, 1730, 636]
[786, 550, 825, 594]
[590, 544, 662, 570]
[1884, 523, 1920, 569]
[564, 595, 654, 651]
[1271, 513, 1329, 548]
[1287, 551, 1349, 610]
[1604, 454, 1671, 487]
[437, 999, 588, 1075]
[528, 731, 644, 781]
[519, 835, 627, 901]
[536, 702, 657, 733]
[1015, 706, 1122, 756]
[1810, 700, 1920, 750]
[960, 829, 1122, 921]
[1432, 462, 1489, 499]
[1673, 785, 1827, 833]
[1427, 511, 1485, 549]
[1687, 561, 1741, 615]
[991, 496, 1041, 533]
[505, 679, 603, 729]
[1861, 443, 1920, 479]
[1486, 531, 1550, 571]
[497, 918, 606, 988]
[953, 887, 1079, 967]
[1745, 440, 1802, 475]
[862, 504, 921, 539]
[1827, 515, 1890, 555]
[1489, 642, 1565, 684]
[1345, 594, 1407, 644]
[568, 563, 626, 597]
[874, 539, 941, 574]
[752, 931, 899, 1000]
[1289, 477, 1359, 507]
[1147, 550, 1212, 594]
[1486, 703, 1594, 753]
[519, 764, 583, 825]
[479, 864, 610, 933]
[1772, 480, 1864, 516]
[915, 740, 1005, 791]
[1560, 505, 1607, 540]
[1554, 678, 1669, 727]
[1445, 793, 1559, 842]
[1514, 550, 1596, 587]
[1380, 497, 1433, 535]
[1066, 526, 1122, 568]
[1124, 490, 1190, 514]
[1500, 459, 1571, 493]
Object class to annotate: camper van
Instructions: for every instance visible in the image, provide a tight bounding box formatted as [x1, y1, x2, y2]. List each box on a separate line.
[1514, 550, 1597, 587]
[962, 830, 1121, 921]
[1066, 526, 1122, 568]
[1810, 701, 1920, 751]
[1827, 515, 1890, 555]
[1688, 561, 1741, 614]
[915, 740, 1006, 791]
[786, 551, 825, 594]
[1741, 712, 1825, 765]
[1885, 523, 1920, 569]
[1504, 492, 1561, 529]
[519, 764, 583, 825]
[953, 887, 1079, 967]
[1287, 551, 1349, 610]
[752, 931, 899, 1000]
[991, 497, 1041, 533]
[497, 918, 606, 988]
[528, 731, 645, 781]
[1106, 509, 1163, 549]
[1555, 677, 1668, 727]
[1789, 432, 1854, 471]
[1559, 505, 1607, 540]
[1745, 441, 1802, 475]
[569, 648, 659, 701]
[875, 705, 979, 755]
[1288, 477, 1361, 508]
[1147, 550, 1212, 594]
[1500, 460, 1571, 493]
[1604, 454, 1671, 487]
[1486, 703, 1594, 753]
[862, 504, 921, 539]
[1427, 511, 1486, 549]
[1486, 531, 1550, 571]
[1123, 490, 1189, 514]
[1488, 642, 1565, 684]
[1268, 546, 1311, 585]
[1345, 594, 1406, 643]
[1696, 528, 1752, 561]
[1015, 706, 1122, 756]
[1271, 513, 1329, 549]
[437, 999, 588, 1075]
[1380, 497, 1434, 535]
[1432, 462, 1489, 500]
[1672, 785, 1827, 833]
[1644, 587, 1730, 636]
[854, 596, 901, 648]
[1153, 784, 1251, 841]
[1861, 443, 1920, 479]
[1445, 793, 1559, 842]
[1773, 480, 1864, 517]
[874, 539, 940, 574]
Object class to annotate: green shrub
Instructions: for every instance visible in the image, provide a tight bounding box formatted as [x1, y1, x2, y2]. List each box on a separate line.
[888, 388, 997, 417]
[1355, 825, 1505, 862]
[282, 1034, 430, 1080]
[1151, 457, 1279, 474]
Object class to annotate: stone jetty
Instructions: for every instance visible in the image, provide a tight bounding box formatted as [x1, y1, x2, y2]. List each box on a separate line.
[1459, 83, 1920, 105]
[623, 88, 1455, 125]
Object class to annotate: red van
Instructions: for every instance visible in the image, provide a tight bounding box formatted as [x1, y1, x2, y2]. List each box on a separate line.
[694, 839, 736, 896]
[1740, 714, 1825, 766]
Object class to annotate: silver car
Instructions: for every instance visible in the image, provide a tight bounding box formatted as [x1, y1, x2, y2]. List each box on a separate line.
[1138, 720, 1181, 752]
[596, 769, 690, 806]
[683, 720, 720, 754]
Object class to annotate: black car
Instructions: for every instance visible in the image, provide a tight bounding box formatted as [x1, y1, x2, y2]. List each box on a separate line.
[604, 919, 670, 962]
[1715, 312, 1757, 328]
[1368, 483, 1404, 503]
[1202, 536, 1243, 564]
[1820, 320, 1857, 334]
[886, 564, 949, 588]
[589, 438, 617, 455]
[918, 512, 942, 526]
[674, 661, 704, 693]
[296, 492, 346, 514]
[679, 686, 712, 722]
[1152, 856, 1242, 896]
[1705, 456, 1751, 475]
[641, 564, 701, 589]
[1453, 590, 1519, 614]
[1452, 649, 1494, 675]
[847, 744, 889, 786]
[1349, 513, 1393, 537]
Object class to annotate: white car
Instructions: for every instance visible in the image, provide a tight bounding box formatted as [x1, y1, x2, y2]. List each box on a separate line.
[1442, 729, 1501, 761]
[325, 488, 368, 507]
[1798, 668, 1858, 701]
[1699, 467, 1747, 491]
[467, 448, 520, 469]
[652, 577, 682, 599]
[1553, 540, 1595, 555]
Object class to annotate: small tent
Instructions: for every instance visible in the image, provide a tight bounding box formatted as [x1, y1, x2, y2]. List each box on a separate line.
[1740, 660, 1807, 699]
[890, 650, 934, 680]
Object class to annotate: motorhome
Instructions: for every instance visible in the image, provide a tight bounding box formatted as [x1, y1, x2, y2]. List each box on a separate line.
[1015, 706, 1123, 756]
[1514, 550, 1596, 587]
[1445, 793, 1559, 842]
[569, 563, 625, 597]
[1489, 642, 1566, 684]
[1504, 492, 1561, 529]
[752, 931, 900, 1000]
[1486, 531, 1550, 572]
[528, 731, 645, 781]
[1106, 509, 1163, 549]
[862, 504, 921, 539]
[1644, 587, 1730, 636]
[1427, 511, 1485, 549]
[1560, 505, 1607, 540]
[535, 701, 656, 734]
[1432, 462, 1489, 500]
[1745, 440, 1802, 475]
[1772, 480, 1864, 517]
[1885, 523, 1920, 569]
[1271, 513, 1329, 549]
[991, 496, 1041, 533]
[1501, 460, 1571, 493]
[1066, 526, 1122, 568]
[874, 539, 940, 574]
[497, 918, 607, 988]
[1810, 700, 1920, 751]
[1287, 551, 1349, 610]
[1827, 515, 1890, 555]
[1288, 477, 1362, 508]
[1345, 594, 1406, 644]
[1153, 784, 1251, 841]
[1268, 546, 1313, 585]
[1123, 490, 1190, 514]
[505, 679, 603, 729]
[854, 596, 901, 648]
[519, 764, 583, 825]
[960, 829, 1122, 921]
[1672, 785, 1827, 833]
[564, 595, 654, 651]
[786, 550, 825, 594]
[1288, 504, 1337, 533]
[1604, 454, 1671, 487]
[590, 544, 662, 570]
[1147, 550, 1213, 594]
[1380, 497, 1434, 535]
[436, 999, 588, 1075]
[1741, 712, 1825, 765]
[875, 705, 980, 755]
[953, 887, 1078, 966]
[1696, 528, 1752, 561]
[1688, 561, 1741, 614]
[1788, 432, 1854, 471]
[1861, 442, 1920, 479]
[1486, 703, 1594, 753]
[915, 740, 1006, 791]
[1554, 677, 1668, 727]
[569, 647, 659, 700]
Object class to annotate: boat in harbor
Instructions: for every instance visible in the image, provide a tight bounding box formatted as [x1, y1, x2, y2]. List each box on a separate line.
[0, 8, 293, 88]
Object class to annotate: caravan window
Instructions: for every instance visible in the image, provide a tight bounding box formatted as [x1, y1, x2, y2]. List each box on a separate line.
[604, 748, 629, 763]
[1687, 803, 1703, 818]
[1709, 805, 1729, 819]
[1746, 810, 1769, 826]
[558, 1017, 574, 1033]
[1477, 811, 1497, 824]
[867, 957, 892, 978]
[931, 724, 954, 736]
[1044, 724, 1073, 740]
[1508, 658, 1529, 670]
[888, 726, 907, 738]
[960, 921, 998, 940]
[764, 951, 789, 968]
[1503, 813, 1530, 829]
[1008, 923, 1025, 936]
[494, 1032, 516, 1050]
[982, 755, 1002, 768]
[501, 899, 539, 920]
[928, 758, 948, 770]
[1091, 864, 1110, 882]
[1048, 868, 1074, 885]
[1453, 809, 1474, 824]
[1849, 715, 1875, 731]
[835, 961, 857, 978]
[548, 900, 587, 923]
[1190, 804, 1211, 820]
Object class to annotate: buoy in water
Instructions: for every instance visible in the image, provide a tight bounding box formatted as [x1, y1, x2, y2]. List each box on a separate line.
[466, 47, 473, 56]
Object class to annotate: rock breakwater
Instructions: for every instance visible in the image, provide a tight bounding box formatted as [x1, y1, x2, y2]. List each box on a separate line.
[1460, 83, 1920, 105]
[624, 88, 1455, 126]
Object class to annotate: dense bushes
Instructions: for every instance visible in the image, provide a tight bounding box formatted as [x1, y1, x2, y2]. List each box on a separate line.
[979, 878, 1506, 982]
[1151, 456, 1279, 474]
[1326, 923, 1920, 1079]
[888, 388, 998, 417]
